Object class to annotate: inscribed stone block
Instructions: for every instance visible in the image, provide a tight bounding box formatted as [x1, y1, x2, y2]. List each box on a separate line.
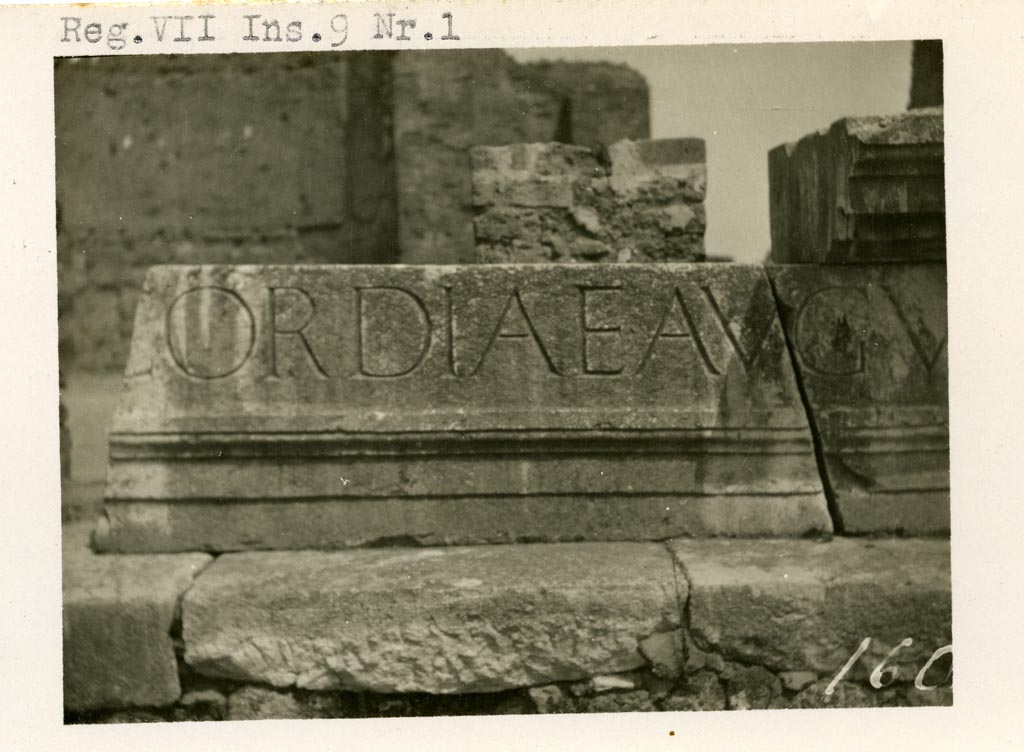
[96, 263, 829, 551]
[768, 264, 948, 533]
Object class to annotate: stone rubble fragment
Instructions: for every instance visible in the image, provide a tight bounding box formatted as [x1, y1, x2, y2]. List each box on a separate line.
[472, 140, 706, 263]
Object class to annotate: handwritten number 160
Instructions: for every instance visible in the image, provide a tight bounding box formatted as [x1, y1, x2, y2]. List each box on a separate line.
[825, 638, 953, 696]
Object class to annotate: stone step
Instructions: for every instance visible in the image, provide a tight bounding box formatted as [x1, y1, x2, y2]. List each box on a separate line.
[62, 523, 952, 714]
[183, 541, 683, 695]
[62, 523, 212, 712]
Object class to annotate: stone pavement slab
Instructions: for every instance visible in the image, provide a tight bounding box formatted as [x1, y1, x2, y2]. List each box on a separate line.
[183, 542, 681, 694]
[668, 538, 951, 681]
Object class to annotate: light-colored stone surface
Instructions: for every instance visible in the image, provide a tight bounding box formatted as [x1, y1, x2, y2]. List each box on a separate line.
[98, 263, 828, 551]
[669, 538, 951, 680]
[638, 629, 685, 679]
[528, 685, 569, 714]
[183, 542, 681, 694]
[62, 523, 211, 711]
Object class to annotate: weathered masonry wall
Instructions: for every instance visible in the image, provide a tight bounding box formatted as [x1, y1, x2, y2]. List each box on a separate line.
[393, 54, 649, 265]
[56, 51, 649, 373]
[56, 52, 397, 372]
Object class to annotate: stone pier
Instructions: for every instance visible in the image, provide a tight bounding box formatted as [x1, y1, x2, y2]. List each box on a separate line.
[768, 109, 945, 263]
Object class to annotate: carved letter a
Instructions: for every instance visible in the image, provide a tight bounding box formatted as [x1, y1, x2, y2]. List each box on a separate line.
[470, 289, 560, 375]
[637, 287, 720, 376]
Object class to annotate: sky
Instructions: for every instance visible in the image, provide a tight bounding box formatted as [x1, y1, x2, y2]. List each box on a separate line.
[509, 42, 913, 263]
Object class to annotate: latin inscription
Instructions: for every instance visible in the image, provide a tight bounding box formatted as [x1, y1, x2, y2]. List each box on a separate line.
[578, 285, 624, 375]
[166, 286, 256, 379]
[356, 287, 433, 377]
[162, 281, 780, 382]
[882, 286, 947, 379]
[793, 284, 947, 378]
[163, 278, 943, 384]
[269, 287, 328, 379]
[470, 289, 561, 376]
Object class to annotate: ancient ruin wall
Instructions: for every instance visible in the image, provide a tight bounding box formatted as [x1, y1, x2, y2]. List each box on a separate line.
[393, 52, 650, 264]
[56, 51, 651, 371]
[56, 52, 397, 372]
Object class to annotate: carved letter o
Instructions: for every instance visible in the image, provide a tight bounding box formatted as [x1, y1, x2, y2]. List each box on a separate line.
[166, 286, 256, 379]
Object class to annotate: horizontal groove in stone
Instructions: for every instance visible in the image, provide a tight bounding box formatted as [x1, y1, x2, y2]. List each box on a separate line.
[95, 495, 832, 553]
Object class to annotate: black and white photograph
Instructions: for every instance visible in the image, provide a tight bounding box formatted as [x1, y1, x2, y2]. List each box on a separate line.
[56, 37, 951, 721]
[2, 2, 1023, 750]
